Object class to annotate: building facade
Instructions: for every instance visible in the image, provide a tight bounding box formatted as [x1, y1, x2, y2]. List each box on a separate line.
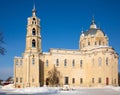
[14, 7, 119, 88]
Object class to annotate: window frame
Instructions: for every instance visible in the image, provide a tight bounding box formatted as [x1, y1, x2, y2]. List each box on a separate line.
[80, 60, 82, 67]
[80, 78, 83, 84]
[64, 59, 67, 67]
[20, 77, 22, 83]
[88, 42, 90, 45]
[72, 60, 75, 67]
[72, 78, 75, 84]
[56, 59, 59, 67]
[32, 28, 36, 35]
[98, 78, 101, 83]
[99, 40, 101, 45]
[92, 78, 94, 83]
[32, 39, 36, 48]
[16, 77, 18, 83]
[46, 60, 49, 67]
[64, 77, 69, 85]
[15, 59, 18, 65]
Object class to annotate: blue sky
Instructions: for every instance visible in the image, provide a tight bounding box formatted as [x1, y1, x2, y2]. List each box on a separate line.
[0, 0, 120, 80]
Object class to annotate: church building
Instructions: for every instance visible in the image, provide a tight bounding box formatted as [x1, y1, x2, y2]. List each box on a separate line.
[14, 6, 119, 88]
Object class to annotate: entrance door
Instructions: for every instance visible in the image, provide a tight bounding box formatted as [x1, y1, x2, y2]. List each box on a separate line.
[46, 78, 49, 86]
[106, 77, 109, 85]
[65, 77, 69, 85]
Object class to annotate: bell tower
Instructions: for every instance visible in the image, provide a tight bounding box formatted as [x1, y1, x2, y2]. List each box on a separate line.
[25, 5, 42, 53]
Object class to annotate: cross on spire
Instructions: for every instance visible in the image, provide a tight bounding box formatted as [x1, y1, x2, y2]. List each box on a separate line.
[90, 15, 97, 29]
[32, 4, 36, 16]
[92, 15, 95, 24]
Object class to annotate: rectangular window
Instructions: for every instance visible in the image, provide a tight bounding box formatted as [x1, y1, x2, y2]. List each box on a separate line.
[80, 78, 83, 84]
[56, 59, 59, 66]
[106, 58, 108, 65]
[64, 77, 69, 85]
[64, 59, 67, 67]
[95, 42, 97, 45]
[15, 59, 18, 65]
[46, 60, 48, 67]
[92, 78, 94, 83]
[20, 77, 22, 83]
[80, 60, 82, 67]
[98, 78, 101, 83]
[16, 77, 18, 83]
[72, 60, 75, 67]
[88, 42, 90, 45]
[72, 78, 75, 84]
[99, 41, 101, 45]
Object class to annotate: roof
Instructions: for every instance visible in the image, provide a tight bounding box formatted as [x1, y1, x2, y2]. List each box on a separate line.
[83, 28, 105, 36]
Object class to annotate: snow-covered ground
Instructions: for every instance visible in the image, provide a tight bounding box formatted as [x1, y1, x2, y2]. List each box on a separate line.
[0, 84, 120, 95]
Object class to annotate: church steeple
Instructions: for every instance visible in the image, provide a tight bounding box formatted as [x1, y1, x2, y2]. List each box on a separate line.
[32, 4, 36, 16]
[90, 16, 97, 29]
[25, 6, 42, 53]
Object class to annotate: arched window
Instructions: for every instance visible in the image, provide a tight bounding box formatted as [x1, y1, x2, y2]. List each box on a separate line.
[98, 57, 102, 66]
[106, 57, 108, 65]
[32, 39, 36, 47]
[64, 59, 67, 67]
[32, 18, 36, 24]
[32, 28, 36, 35]
[99, 40, 101, 45]
[33, 18, 36, 20]
[56, 59, 59, 66]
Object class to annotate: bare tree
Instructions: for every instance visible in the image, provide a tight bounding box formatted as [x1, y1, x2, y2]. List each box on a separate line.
[0, 32, 5, 55]
[47, 65, 60, 87]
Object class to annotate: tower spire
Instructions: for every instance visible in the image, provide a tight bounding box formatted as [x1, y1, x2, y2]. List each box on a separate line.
[90, 16, 97, 29]
[92, 15, 95, 24]
[32, 4, 36, 16]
